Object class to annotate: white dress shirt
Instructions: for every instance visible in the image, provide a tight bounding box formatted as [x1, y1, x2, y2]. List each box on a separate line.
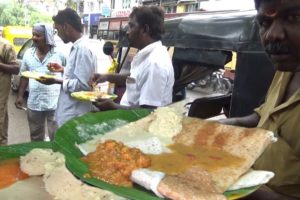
[120, 41, 174, 107]
[55, 37, 97, 127]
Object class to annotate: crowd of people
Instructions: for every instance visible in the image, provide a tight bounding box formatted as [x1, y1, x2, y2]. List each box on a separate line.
[0, 6, 174, 142]
[0, 0, 300, 199]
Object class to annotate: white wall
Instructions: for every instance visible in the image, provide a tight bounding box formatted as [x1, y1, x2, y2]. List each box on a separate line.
[200, 0, 255, 11]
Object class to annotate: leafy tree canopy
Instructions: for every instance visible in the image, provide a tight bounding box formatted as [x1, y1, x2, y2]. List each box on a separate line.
[0, 3, 53, 26]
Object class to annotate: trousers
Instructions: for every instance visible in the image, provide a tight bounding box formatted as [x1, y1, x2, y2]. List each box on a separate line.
[27, 108, 58, 141]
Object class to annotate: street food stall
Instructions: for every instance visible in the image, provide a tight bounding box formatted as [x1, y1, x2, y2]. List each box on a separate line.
[0, 10, 277, 200]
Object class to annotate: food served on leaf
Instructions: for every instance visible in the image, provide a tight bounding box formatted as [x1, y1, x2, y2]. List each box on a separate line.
[0, 159, 29, 189]
[21, 71, 57, 80]
[20, 148, 65, 176]
[170, 117, 275, 193]
[78, 107, 183, 155]
[18, 148, 124, 200]
[78, 107, 276, 199]
[148, 143, 245, 175]
[81, 140, 151, 187]
[71, 91, 117, 102]
[157, 167, 227, 200]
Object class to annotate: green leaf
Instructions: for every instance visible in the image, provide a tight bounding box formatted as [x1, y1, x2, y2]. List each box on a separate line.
[0, 109, 258, 200]
[0, 141, 52, 161]
[53, 109, 159, 200]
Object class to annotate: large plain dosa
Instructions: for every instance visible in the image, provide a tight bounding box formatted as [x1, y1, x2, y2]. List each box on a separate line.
[157, 166, 227, 200]
[170, 117, 274, 193]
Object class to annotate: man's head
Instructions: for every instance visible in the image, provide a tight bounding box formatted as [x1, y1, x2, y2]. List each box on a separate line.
[127, 6, 164, 49]
[52, 8, 82, 43]
[255, 0, 300, 72]
[32, 23, 55, 49]
[103, 41, 114, 57]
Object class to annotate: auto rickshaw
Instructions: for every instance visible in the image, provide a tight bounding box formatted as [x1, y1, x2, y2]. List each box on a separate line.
[2, 26, 32, 53]
[114, 10, 275, 118]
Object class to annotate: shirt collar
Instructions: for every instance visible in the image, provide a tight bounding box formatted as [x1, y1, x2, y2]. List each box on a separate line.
[137, 41, 162, 56]
[71, 36, 85, 50]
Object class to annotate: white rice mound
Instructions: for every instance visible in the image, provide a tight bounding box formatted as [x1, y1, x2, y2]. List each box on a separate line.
[148, 107, 183, 138]
[20, 148, 65, 176]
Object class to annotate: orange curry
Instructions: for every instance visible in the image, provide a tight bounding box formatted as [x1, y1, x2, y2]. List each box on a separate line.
[81, 140, 151, 187]
[0, 158, 29, 189]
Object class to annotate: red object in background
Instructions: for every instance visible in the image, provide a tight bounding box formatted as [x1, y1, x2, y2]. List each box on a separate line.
[224, 70, 235, 81]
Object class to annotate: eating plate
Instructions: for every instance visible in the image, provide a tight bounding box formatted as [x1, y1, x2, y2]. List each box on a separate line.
[21, 71, 56, 81]
[71, 91, 117, 102]
[0, 110, 260, 200]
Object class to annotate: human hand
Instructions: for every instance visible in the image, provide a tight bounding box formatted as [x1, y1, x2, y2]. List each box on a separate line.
[93, 98, 118, 111]
[47, 62, 63, 73]
[15, 96, 25, 110]
[38, 77, 62, 85]
[90, 73, 108, 86]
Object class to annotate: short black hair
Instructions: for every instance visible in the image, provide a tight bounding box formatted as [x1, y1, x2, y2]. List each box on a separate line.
[254, 0, 260, 9]
[103, 41, 114, 56]
[129, 6, 165, 40]
[254, 0, 269, 10]
[52, 8, 82, 33]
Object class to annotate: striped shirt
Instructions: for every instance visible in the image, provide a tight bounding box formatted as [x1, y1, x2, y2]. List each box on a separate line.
[21, 47, 66, 111]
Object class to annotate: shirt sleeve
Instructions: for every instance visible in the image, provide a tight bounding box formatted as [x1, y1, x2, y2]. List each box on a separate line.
[20, 49, 31, 73]
[3, 43, 17, 64]
[138, 62, 169, 107]
[62, 47, 97, 92]
[254, 103, 265, 117]
[58, 52, 67, 67]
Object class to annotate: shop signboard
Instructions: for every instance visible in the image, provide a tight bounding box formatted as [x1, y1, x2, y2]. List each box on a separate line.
[90, 13, 101, 26]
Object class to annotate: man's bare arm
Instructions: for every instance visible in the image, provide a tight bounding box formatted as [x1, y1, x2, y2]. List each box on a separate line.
[15, 77, 28, 109]
[91, 73, 129, 86]
[219, 112, 260, 128]
[241, 188, 299, 200]
[0, 62, 19, 75]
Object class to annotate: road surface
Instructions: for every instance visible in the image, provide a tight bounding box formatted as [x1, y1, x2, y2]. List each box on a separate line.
[7, 91, 30, 145]
[6, 87, 225, 145]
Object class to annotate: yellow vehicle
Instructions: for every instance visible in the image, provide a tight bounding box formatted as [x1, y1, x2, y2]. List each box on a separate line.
[2, 26, 32, 53]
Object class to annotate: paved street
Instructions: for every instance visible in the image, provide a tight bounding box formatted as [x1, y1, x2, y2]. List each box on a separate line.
[6, 87, 225, 145]
[7, 91, 30, 145]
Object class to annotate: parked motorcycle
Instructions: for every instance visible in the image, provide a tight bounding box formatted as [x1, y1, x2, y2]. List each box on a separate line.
[187, 69, 233, 95]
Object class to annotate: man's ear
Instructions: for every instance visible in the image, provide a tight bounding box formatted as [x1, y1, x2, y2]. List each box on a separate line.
[143, 24, 150, 34]
[63, 23, 69, 32]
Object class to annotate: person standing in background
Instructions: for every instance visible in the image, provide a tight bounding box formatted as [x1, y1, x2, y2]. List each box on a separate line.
[41, 8, 98, 127]
[15, 23, 66, 141]
[91, 6, 174, 111]
[0, 37, 19, 145]
[0, 26, 3, 38]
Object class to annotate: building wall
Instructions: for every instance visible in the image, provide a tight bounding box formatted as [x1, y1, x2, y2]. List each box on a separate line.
[199, 0, 255, 11]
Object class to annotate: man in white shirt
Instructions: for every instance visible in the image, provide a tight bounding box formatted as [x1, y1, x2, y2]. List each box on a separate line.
[40, 8, 98, 127]
[92, 6, 174, 110]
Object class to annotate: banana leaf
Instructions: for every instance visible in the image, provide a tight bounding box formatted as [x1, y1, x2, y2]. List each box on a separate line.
[52, 108, 258, 200]
[53, 109, 160, 200]
[0, 141, 52, 161]
[0, 109, 258, 200]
